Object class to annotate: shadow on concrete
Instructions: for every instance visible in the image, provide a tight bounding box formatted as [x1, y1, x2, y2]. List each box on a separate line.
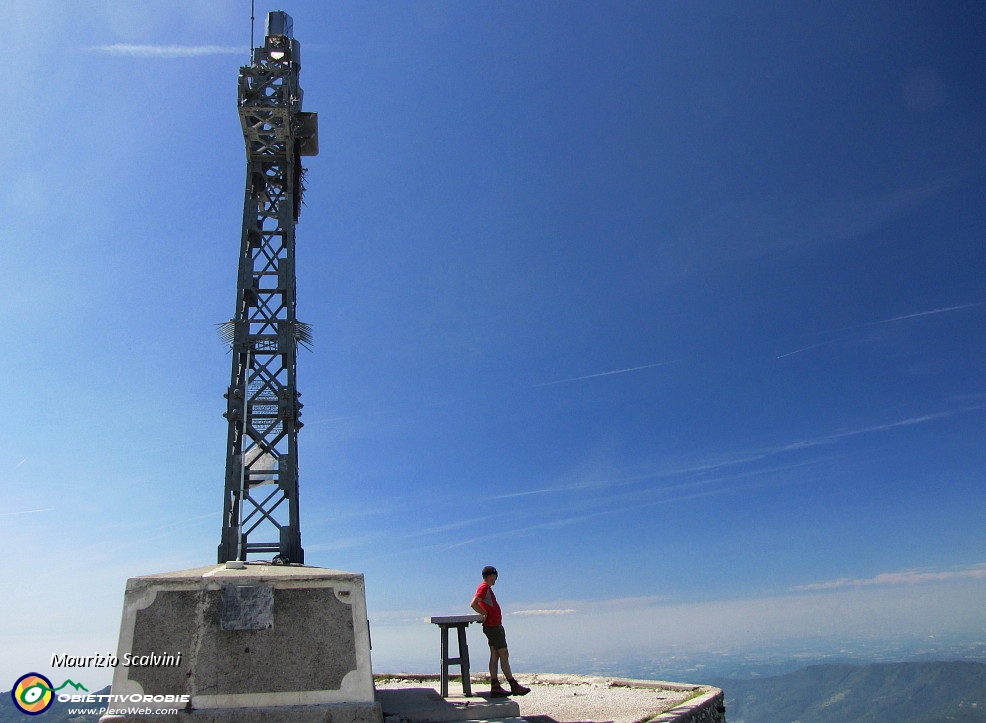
[376, 687, 521, 722]
[523, 716, 615, 723]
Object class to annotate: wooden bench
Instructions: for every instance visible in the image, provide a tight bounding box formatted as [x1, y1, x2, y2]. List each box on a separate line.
[429, 614, 482, 697]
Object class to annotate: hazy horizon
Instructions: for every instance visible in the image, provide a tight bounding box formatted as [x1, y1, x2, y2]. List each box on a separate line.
[4, 0, 985, 692]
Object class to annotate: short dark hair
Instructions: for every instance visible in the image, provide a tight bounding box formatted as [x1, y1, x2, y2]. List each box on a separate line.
[482, 565, 498, 577]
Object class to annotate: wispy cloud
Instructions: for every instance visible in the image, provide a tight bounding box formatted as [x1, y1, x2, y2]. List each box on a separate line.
[677, 179, 955, 281]
[487, 471, 664, 501]
[440, 513, 608, 550]
[454, 476, 778, 551]
[489, 406, 976, 525]
[310, 359, 680, 426]
[774, 406, 983, 453]
[654, 408, 980, 475]
[1, 508, 53, 516]
[777, 302, 984, 358]
[488, 455, 820, 504]
[399, 514, 503, 540]
[90, 44, 244, 58]
[511, 608, 576, 616]
[792, 563, 986, 592]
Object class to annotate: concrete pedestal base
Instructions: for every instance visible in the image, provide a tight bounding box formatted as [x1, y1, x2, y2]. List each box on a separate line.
[100, 563, 380, 723]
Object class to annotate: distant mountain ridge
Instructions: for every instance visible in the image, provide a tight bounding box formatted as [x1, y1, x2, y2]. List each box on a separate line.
[713, 661, 986, 723]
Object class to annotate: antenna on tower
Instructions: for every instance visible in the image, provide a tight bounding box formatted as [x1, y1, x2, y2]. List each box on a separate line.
[249, 0, 255, 62]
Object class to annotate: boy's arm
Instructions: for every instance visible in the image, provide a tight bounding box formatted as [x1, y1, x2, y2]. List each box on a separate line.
[470, 595, 486, 622]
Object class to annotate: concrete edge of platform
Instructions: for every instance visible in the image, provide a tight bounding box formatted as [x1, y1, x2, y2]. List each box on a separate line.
[647, 688, 725, 723]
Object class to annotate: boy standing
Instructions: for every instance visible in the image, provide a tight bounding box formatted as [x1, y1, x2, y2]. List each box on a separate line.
[470, 565, 530, 697]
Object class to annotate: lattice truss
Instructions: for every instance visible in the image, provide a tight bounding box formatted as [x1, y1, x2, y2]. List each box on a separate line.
[218, 15, 317, 564]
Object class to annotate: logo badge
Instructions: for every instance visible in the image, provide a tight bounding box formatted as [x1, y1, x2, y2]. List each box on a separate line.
[10, 673, 54, 715]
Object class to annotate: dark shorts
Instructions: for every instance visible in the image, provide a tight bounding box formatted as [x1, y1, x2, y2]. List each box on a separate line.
[483, 624, 507, 650]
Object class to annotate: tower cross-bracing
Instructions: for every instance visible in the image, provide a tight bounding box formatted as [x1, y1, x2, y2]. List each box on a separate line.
[218, 11, 318, 564]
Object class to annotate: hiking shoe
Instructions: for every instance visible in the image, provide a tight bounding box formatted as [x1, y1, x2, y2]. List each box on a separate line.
[508, 679, 530, 696]
[489, 685, 511, 698]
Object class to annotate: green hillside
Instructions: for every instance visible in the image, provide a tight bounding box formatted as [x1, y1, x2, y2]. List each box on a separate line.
[715, 661, 986, 723]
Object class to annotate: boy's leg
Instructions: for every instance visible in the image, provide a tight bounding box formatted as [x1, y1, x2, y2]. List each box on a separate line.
[499, 649, 530, 696]
[488, 646, 501, 680]
[484, 626, 509, 693]
[498, 648, 512, 680]
[491, 648, 530, 696]
[488, 646, 509, 696]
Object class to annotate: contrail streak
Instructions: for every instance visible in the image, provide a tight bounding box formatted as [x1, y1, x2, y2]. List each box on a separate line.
[778, 302, 983, 358]
[776, 340, 836, 359]
[838, 302, 984, 332]
[530, 360, 680, 388]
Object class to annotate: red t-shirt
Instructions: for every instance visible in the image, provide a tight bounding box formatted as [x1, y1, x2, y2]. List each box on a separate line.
[474, 581, 502, 627]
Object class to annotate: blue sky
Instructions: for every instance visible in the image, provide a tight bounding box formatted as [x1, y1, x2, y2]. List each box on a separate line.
[3, 0, 985, 687]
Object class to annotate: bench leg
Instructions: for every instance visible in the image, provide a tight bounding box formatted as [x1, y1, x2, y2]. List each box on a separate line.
[440, 625, 450, 698]
[457, 625, 471, 696]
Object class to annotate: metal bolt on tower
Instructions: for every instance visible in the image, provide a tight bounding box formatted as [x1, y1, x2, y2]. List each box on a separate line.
[218, 11, 318, 564]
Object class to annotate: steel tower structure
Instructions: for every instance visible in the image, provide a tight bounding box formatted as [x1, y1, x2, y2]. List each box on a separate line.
[218, 11, 318, 564]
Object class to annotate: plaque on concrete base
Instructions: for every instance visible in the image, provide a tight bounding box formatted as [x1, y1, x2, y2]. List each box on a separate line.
[100, 563, 380, 723]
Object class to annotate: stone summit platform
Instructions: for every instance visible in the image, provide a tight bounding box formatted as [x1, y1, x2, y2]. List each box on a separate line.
[375, 674, 725, 723]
